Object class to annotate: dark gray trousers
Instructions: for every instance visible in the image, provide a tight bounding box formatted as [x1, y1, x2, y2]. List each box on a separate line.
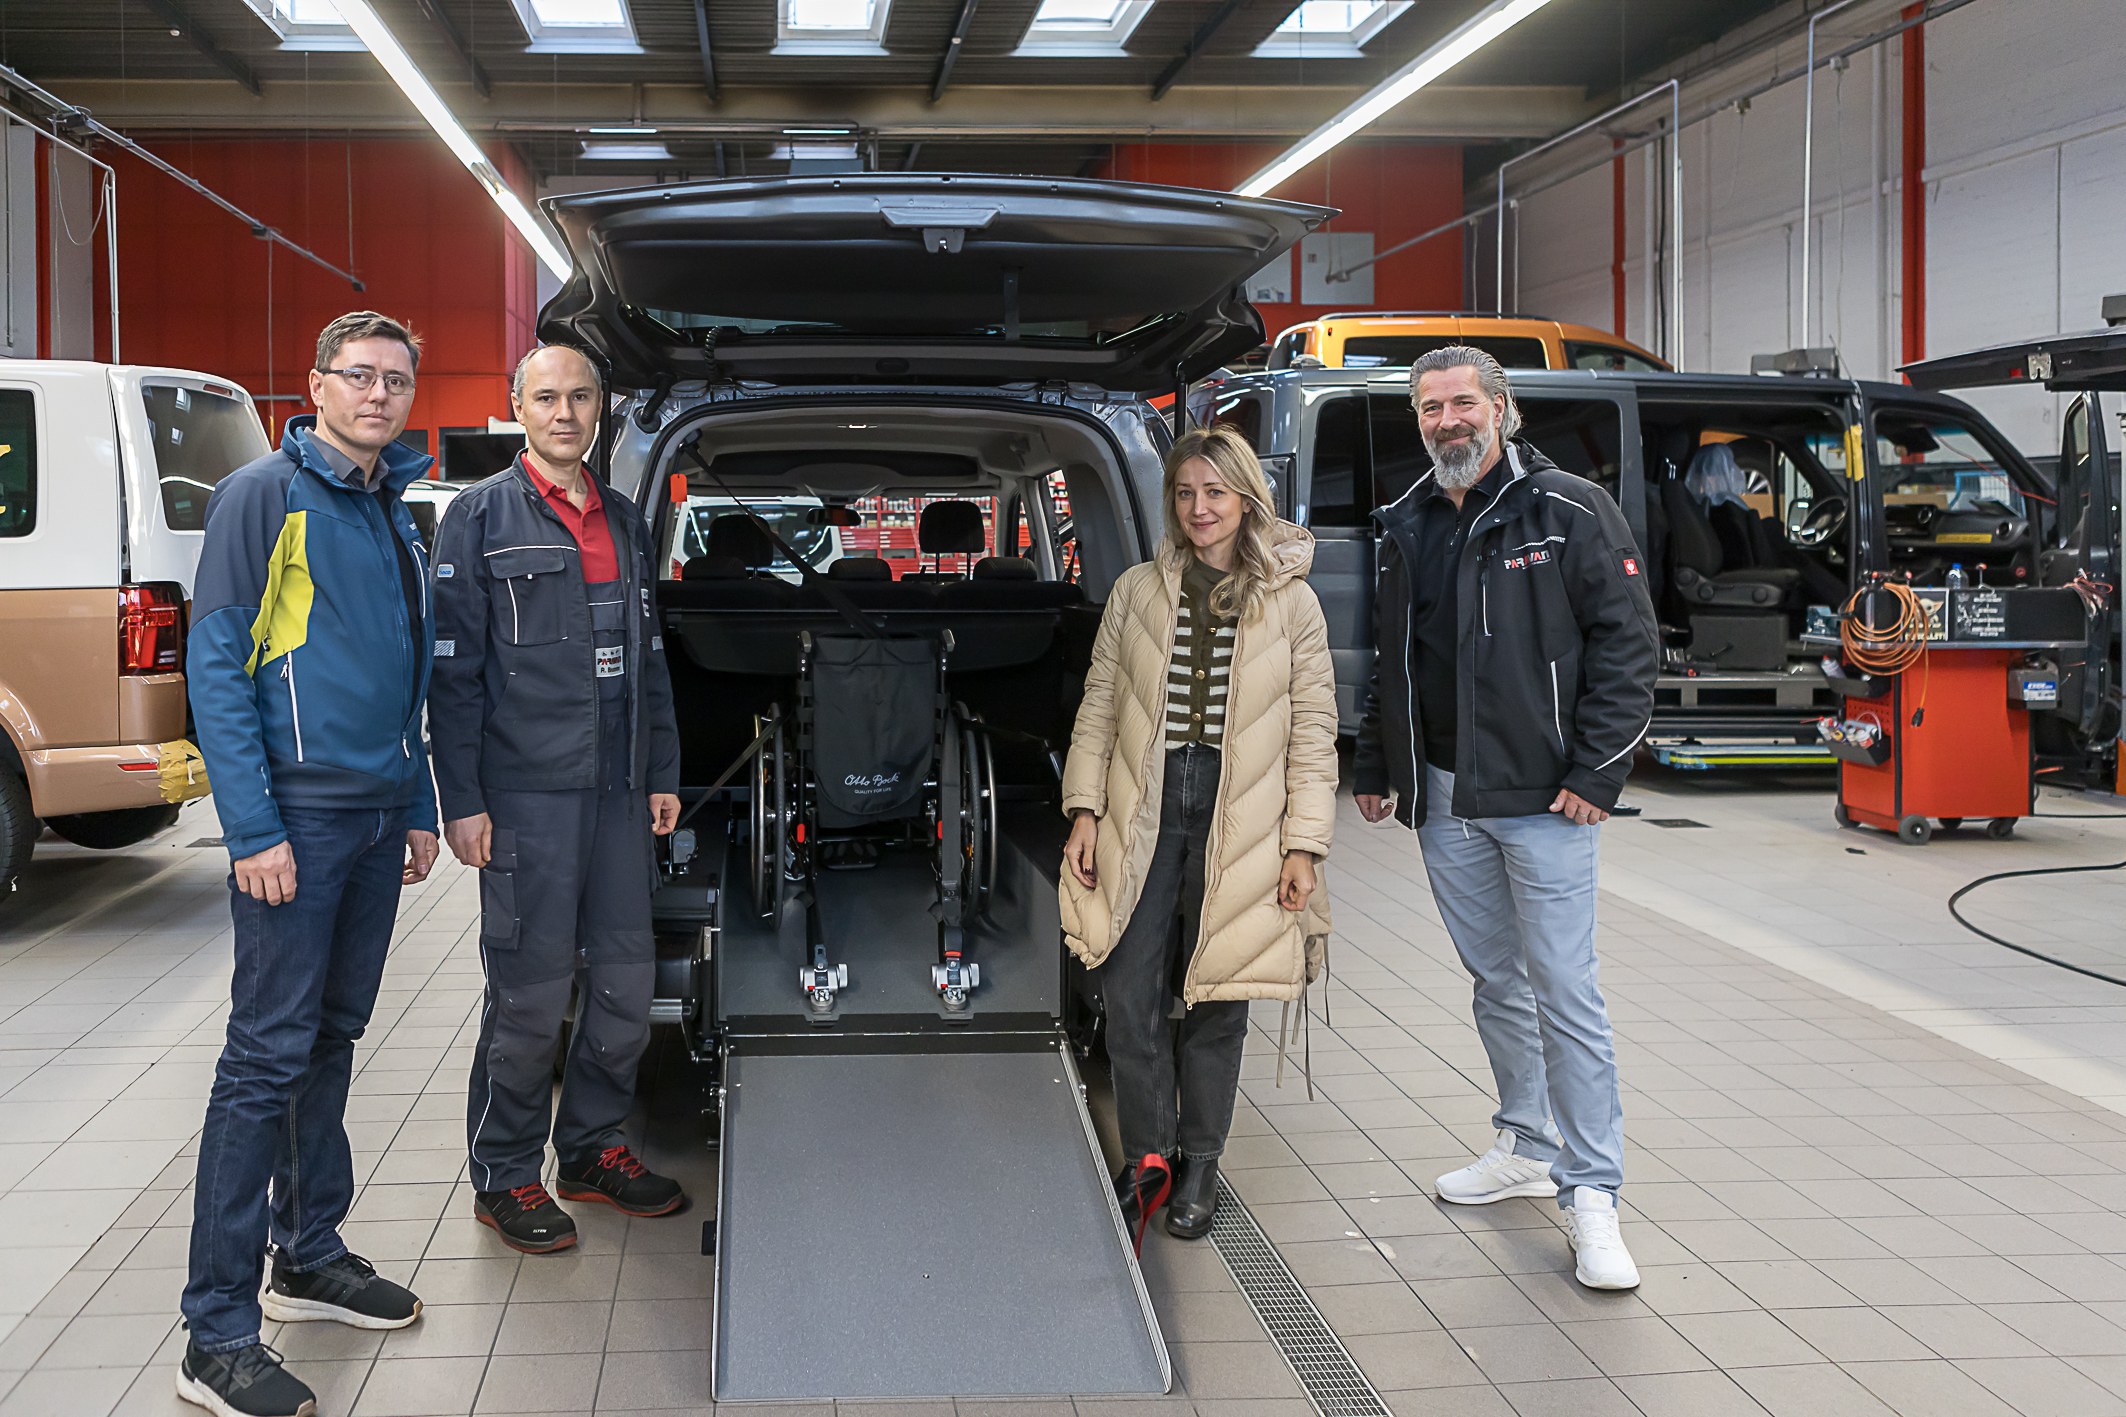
[466, 696, 657, 1191]
[1098, 744, 1250, 1164]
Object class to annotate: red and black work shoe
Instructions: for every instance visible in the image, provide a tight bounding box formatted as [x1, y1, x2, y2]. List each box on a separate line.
[474, 1183, 578, 1254]
[1114, 1153, 1173, 1257]
[556, 1145, 686, 1217]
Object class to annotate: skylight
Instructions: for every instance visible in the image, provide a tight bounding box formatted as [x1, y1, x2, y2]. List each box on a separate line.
[508, 0, 640, 51]
[241, 0, 363, 50]
[1015, 0, 1152, 52]
[778, 0, 892, 51]
[1254, 0, 1409, 54]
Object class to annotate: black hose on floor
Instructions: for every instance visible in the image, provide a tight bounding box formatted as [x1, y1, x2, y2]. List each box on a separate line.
[1947, 859, 2126, 987]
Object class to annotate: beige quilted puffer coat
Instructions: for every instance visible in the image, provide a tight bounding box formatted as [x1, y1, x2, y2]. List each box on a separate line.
[1058, 521, 1337, 1004]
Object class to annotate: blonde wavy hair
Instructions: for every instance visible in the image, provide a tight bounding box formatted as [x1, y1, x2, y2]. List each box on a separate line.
[1159, 425, 1281, 624]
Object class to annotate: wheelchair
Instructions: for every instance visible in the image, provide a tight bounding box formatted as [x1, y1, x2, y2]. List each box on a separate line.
[745, 629, 997, 1016]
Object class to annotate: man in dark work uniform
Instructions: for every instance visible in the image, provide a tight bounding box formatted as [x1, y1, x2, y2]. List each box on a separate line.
[429, 343, 686, 1253]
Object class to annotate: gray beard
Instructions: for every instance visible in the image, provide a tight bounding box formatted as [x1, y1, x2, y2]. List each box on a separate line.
[1427, 426, 1492, 489]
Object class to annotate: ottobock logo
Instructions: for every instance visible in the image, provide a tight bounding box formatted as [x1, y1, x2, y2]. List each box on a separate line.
[845, 771, 904, 792]
[1500, 549, 1552, 571]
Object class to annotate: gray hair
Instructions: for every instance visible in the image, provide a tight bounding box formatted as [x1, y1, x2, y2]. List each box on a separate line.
[1409, 344, 1522, 440]
[511, 343, 603, 401]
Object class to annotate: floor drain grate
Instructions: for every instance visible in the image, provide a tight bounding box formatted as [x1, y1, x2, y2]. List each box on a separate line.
[1206, 1176, 1390, 1417]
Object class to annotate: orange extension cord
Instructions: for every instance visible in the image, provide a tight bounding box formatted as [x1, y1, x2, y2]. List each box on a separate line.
[1839, 577, 1931, 723]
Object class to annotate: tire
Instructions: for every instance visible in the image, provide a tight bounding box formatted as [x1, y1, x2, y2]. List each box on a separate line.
[1939, 817, 1964, 833]
[0, 770, 34, 899]
[1833, 804, 1854, 828]
[1898, 814, 1932, 845]
[43, 804, 181, 850]
[1987, 817, 2016, 840]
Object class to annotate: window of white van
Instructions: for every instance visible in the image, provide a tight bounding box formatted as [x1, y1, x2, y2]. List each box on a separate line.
[0, 389, 35, 537]
[142, 384, 268, 531]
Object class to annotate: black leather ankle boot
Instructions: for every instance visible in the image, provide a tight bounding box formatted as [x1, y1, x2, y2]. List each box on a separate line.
[1165, 1156, 1219, 1239]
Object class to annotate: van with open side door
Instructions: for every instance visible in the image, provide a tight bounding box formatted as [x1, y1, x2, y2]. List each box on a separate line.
[1206, 363, 2058, 765]
[0, 363, 270, 897]
[534, 173, 1327, 1403]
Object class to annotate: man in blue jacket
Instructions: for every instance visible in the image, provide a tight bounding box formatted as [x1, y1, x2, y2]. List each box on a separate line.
[180, 312, 437, 1417]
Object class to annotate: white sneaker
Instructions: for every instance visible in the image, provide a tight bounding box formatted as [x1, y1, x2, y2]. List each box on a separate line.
[1434, 1130, 1560, 1204]
[1563, 1187, 1640, 1290]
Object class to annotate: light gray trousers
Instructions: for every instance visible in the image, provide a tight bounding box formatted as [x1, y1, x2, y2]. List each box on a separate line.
[1415, 764, 1624, 1203]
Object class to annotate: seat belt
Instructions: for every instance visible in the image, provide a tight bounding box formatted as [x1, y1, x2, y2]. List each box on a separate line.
[677, 431, 884, 641]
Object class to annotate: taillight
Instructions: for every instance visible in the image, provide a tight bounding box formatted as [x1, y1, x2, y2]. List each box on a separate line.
[121, 584, 184, 675]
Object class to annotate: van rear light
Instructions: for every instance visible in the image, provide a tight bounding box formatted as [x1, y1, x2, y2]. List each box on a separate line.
[120, 584, 184, 674]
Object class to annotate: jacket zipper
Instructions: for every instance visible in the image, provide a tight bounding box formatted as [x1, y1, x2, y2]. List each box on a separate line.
[1111, 571, 1185, 963]
[1549, 660, 1564, 750]
[1179, 604, 1242, 1011]
[282, 656, 305, 761]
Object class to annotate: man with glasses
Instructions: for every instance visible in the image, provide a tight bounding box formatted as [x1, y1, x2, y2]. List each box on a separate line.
[181, 312, 437, 1417]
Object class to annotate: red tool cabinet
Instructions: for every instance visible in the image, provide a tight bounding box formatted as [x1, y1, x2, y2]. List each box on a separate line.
[1832, 648, 2030, 844]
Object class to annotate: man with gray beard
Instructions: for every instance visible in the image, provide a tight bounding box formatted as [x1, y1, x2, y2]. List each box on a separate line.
[1353, 346, 1658, 1290]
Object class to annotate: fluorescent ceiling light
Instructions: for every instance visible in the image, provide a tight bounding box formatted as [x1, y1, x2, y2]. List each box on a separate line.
[587, 125, 655, 134]
[1236, 0, 1557, 197]
[330, 0, 573, 279]
[583, 143, 675, 162]
[782, 126, 854, 135]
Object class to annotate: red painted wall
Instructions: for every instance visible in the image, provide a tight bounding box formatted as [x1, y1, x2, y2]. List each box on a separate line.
[104, 137, 539, 459]
[1097, 142, 1465, 342]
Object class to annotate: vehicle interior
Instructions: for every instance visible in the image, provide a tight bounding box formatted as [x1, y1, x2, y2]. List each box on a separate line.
[642, 401, 1128, 1034]
[1870, 402, 2043, 588]
[1636, 398, 1856, 675]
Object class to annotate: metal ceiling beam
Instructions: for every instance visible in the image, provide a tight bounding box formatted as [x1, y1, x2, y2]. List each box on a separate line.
[693, 0, 718, 101]
[137, 0, 261, 97]
[930, 0, 980, 102]
[407, 0, 491, 99]
[42, 79, 1594, 140]
[1151, 0, 1250, 102]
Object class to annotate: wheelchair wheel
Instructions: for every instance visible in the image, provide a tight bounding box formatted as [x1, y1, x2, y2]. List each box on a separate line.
[749, 710, 788, 917]
[955, 709, 996, 920]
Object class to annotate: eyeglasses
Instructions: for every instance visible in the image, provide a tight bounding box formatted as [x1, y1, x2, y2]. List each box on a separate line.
[321, 366, 416, 397]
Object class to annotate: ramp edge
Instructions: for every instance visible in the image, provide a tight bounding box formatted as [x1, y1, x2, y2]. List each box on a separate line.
[1060, 1040, 1175, 1396]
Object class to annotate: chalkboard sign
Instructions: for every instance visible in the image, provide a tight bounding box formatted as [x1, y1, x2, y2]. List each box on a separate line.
[1949, 586, 2009, 640]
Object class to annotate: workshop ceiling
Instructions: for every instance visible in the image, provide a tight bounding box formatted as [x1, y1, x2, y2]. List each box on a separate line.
[7, 0, 1788, 178]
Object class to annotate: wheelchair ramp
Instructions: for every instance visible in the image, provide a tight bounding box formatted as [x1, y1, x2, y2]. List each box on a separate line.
[713, 1041, 1170, 1400]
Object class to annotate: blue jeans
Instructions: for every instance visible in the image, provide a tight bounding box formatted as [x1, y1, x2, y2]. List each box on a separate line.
[1415, 765, 1623, 1204]
[182, 806, 407, 1352]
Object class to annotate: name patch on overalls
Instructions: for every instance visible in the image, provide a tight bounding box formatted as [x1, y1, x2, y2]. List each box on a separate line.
[596, 646, 624, 677]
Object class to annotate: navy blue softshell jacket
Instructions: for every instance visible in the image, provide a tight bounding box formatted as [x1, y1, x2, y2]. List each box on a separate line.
[187, 417, 441, 860]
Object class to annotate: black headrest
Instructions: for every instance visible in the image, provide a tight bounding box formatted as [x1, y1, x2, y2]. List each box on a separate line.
[706, 514, 776, 568]
[972, 556, 1036, 581]
[682, 555, 748, 581]
[828, 556, 893, 580]
[918, 500, 987, 554]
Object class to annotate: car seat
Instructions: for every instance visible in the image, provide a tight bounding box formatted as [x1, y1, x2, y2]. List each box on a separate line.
[903, 500, 987, 584]
[669, 515, 798, 608]
[1663, 468, 1798, 610]
[935, 555, 1085, 610]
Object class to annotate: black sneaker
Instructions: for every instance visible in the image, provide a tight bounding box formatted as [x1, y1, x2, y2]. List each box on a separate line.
[556, 1145, 686, 1216]
[474, 1183, 579, 1253]
[176, 1339, 316, 1417]
[261, 1247, 422, 1330]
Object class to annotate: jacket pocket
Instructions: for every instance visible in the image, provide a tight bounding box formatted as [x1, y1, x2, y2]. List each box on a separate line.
[486, 547, 572, 646]
[479, 828, 520, 948]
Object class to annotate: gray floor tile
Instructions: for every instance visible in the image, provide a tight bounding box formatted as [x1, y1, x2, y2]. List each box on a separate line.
[1558, 1316, 1713, 1376]
[1167, 1341, 1302, 1400]
[492, 1300, 610, 1355]
[1610, 1369, 1774, 1417]
[1452, 1322, 1600, 1384]
[1375, 1385, 1516, 1417]
[1768, 1308, 1932, 1364]
[590, 1348, 707, 1410]
[1842, 1358, 2024, 1417]
[378, 1304, 505, 1360]
[1726, 1363, 1897, 1417]
[1954, 1355, 2126, 1417]
[1303, 1282, 1440, 1338]
[473, 1352, 601, 1413]
[1882, 1303, 2049, 1360]
[1490, 1374, 1640, 1416]
[1339, 1331, 1484, 1390]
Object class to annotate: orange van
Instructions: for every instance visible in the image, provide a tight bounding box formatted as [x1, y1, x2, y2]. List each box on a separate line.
[1266, 311, 1668, 373]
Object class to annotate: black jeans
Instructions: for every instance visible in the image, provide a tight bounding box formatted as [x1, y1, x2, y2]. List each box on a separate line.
[1099, 745, 1249, 1164]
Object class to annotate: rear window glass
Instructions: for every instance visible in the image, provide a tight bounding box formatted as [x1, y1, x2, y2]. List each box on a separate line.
[1342, 335, 1549, 369]
[1211, 392, 1267, 451]
[1872, 407, 2027, 518]
[142, 384, 268, 531]
[1306, 396, 1371, 527]
[1565, 341, 1664, 373]
[0, 388, 36, 537]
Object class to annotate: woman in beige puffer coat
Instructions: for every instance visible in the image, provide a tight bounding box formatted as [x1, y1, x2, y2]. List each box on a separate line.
[1060, 425, 1337, 1244]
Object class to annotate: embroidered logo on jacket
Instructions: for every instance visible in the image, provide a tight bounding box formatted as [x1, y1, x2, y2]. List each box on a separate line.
[1622, 557, 1640, 576]
[1500, 549, 1552, 571]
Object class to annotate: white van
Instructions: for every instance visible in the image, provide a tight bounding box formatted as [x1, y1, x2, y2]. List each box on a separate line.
[0, 362, 270, 898]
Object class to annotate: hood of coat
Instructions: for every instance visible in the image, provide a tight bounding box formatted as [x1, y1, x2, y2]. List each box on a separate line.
[1265, 518, 1315, 588]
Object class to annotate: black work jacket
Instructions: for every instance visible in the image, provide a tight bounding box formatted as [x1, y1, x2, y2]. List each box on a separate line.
[427, 459, 680, 820]
[1353, 440, 1659, 826]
